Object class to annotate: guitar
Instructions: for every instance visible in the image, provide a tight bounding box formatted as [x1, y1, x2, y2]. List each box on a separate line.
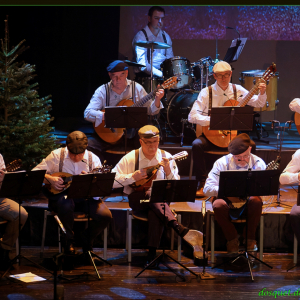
[3, 159, 22, 172]
[199, 63, 277, 148]
[227, 156, 281, 210]
[94, 76, 178, 144]
[45, 163, 113, 195]
[130, 151, 188, 192]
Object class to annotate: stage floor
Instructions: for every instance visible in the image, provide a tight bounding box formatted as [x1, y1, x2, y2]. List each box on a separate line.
[1, 247, 300, 300]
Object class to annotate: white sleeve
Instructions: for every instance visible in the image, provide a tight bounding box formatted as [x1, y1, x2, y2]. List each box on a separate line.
[203, 159, 224, 197]
[280, 150, 300, 185]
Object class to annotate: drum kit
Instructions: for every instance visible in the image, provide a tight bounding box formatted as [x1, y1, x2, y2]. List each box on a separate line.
[131, 40, 279, 145]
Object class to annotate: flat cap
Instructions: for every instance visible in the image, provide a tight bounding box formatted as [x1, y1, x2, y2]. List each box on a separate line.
[107, 60, 128, 73]
[66, 131, 88, 154]
[228, 133, 253, 155]
[213, 61, 232, 73]
[138, 125, 159, 139]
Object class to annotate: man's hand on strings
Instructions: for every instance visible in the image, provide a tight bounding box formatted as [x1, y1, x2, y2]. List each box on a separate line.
[159, 157, 171, 177]
[132, 169, 148, 181]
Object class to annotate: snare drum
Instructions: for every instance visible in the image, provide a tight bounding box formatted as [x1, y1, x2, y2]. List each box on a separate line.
[239, 70, 279, 111]
[161, 56, 192, 89]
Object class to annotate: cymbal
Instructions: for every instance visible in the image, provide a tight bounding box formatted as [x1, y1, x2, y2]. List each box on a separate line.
[123, 60, 145, 68]
[135, 40, 171, 49]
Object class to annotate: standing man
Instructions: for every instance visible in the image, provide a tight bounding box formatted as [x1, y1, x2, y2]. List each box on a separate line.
[132, 6, 174, 78]
[112, 125, 203, 266]
[33, 131, 112, 261]
[84, 60, 164, 161]
[188, 61, 267, 196]
[0, 154, 28, 270]
[204, 133, 265, 253]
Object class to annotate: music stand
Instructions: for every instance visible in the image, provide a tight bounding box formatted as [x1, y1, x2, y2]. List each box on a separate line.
[223, 38, 247, 63]
[105, 106, 148, 154]
[0, 170, 53, 279]
[135, 179, 199, 281]
[66, 172, 115, 280]
[212, 169, 280, 281]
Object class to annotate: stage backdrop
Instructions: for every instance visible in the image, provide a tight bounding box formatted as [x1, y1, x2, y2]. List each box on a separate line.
[119, 6, 300, 123]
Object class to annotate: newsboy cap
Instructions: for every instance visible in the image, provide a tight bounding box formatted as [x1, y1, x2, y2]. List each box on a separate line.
[138, 125, 159, 139]
[107, 60, 129, 73]
[228, 133, 254, 155]
[66, 131, 88, 154]
[213, 61, 232, 73]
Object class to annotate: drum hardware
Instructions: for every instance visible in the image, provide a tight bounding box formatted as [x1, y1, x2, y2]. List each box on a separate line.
[180, 118, 196, 147]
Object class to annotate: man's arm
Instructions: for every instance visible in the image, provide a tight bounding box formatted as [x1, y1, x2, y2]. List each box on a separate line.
[239, 85, 267, 108]
[280, 150, 300, 185]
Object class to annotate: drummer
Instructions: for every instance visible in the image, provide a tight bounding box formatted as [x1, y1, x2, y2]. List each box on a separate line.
[188, 61, 267, 197]
[132, 6, 174, 78]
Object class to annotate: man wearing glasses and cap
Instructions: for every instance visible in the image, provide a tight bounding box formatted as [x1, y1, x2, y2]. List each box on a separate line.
[84, 60, 164, 160]
[112, 125, 204, 266]
[204, 133, 266, 254]
[33, 131, 112, 261]
[188, 61, 267, 197]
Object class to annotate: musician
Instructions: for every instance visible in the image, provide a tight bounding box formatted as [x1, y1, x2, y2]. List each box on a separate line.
[279, 149, 300, 244]
[0, 154, 28, 270]
[132, 6, 174, 78]
[188, 61, 267, 197]
[112, 125, 200, 265]
[32, 131, 112, 261]
[203, 133, 265, 253]
[84, 60, 164, 160]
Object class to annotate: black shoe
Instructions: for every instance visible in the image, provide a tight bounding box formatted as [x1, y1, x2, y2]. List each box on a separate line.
[63, 240, 77, 255]
[144, 248, 159, 269]
[173, 222, 190, 238]
[0, 247, 11, 271]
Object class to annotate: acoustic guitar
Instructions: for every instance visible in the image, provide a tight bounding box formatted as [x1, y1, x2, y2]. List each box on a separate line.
[199, 63, 277, 148]
[45, 163, 112, 195]
[3, 159, 22, 172]
[94, 76, 178, 144]
[130, 151, 188, 192]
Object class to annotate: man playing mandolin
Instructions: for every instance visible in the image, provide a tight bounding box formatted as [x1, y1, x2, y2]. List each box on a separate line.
[33, 131, 112, 262]
[204, 133, 266, 254]
[188, 61, 267, 197]
[84, 60, 165, 160]
[112, 125, 204, 266]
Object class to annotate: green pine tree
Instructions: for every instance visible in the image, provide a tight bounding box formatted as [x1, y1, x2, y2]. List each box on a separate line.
[0, 18, 56, 170]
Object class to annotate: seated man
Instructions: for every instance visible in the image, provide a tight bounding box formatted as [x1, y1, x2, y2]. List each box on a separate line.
[32, 131, 112, 259]
[112, 125, 202, 265]
[279, 149, 300, 243]
[203, 133, 266, 253]
[84, 60, 164, 161]
[0, 154, 28, 270]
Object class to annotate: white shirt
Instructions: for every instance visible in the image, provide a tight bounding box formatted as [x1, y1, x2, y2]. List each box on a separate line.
[0, 154, 5, 170]
[279, 149, 300, 185]
[112, 148, 180, 194]
[84, 79, 162, 127]
[132, 25, 174, 78]
[188, 82, 267, 127]
[203, 153, 266, 197]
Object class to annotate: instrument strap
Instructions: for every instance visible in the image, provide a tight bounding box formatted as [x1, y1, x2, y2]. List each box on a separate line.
[208, 85, 212, 111]
[141, 29, 150, 63]
[59, 147, 93, 172]
[105, 83, 110, 106]
[134, 149, 166, 171]
[161, 30, 167, 56]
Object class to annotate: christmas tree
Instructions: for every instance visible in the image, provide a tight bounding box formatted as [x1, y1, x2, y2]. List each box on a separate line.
[0, 17, 56, 170]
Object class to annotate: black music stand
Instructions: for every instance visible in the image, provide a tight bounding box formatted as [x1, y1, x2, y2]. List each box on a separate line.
[212, 169, 280, 281]
[0, 170, 53, 279]
[105, 106, 148, 154]
[135, 179, 199, 281]
[223, 38, 247, 63]
[66, 172, 115, 280]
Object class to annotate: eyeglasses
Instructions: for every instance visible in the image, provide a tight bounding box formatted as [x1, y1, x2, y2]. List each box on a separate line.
[214, 73, 231, 79]
[233, 154, 250, 160]
[141, 139, 159, 145]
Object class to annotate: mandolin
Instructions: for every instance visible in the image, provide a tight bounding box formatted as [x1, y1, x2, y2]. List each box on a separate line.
[199, 63, 277, 148]
[3, 159, 22, 172]
[130, 151, 188, 192]
[94, 76, 178, 144]
[45, 164, 112, 195]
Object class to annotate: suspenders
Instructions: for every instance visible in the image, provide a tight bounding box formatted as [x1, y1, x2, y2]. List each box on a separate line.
[134, 149, 166, 171]
[59, 148, 93, 173]
[105, 81, 136, 105]
[208, 84, 237, 111]
[141, 28, 168, 63]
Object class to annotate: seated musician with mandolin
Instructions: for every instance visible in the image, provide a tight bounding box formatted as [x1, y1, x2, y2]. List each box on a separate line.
[203, 133, 265, 254]
[112, 125, 203, 266]
[32, 131, 112, 261]
[0, 154, 28, 270]
[84, 60, 165, 160]
[279, 149, 300, 245]
[188, 61, 267, 197]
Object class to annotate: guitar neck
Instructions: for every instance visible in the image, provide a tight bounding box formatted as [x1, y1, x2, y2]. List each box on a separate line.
[132, 89, 157, 108]
[239, 78, 264, 107]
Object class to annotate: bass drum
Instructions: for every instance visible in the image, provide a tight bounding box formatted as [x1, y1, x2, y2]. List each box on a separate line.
[167, 89, 199, 137]
[239, 69, 279, 111]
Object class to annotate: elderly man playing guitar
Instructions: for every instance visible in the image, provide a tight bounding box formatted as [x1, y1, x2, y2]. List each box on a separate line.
[204, 133, 266, 254]
[188, 61, 267, 197]
[84, 60, 165, 160]
[32, 131, 112, 261]
[112, 125, 203, 266]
